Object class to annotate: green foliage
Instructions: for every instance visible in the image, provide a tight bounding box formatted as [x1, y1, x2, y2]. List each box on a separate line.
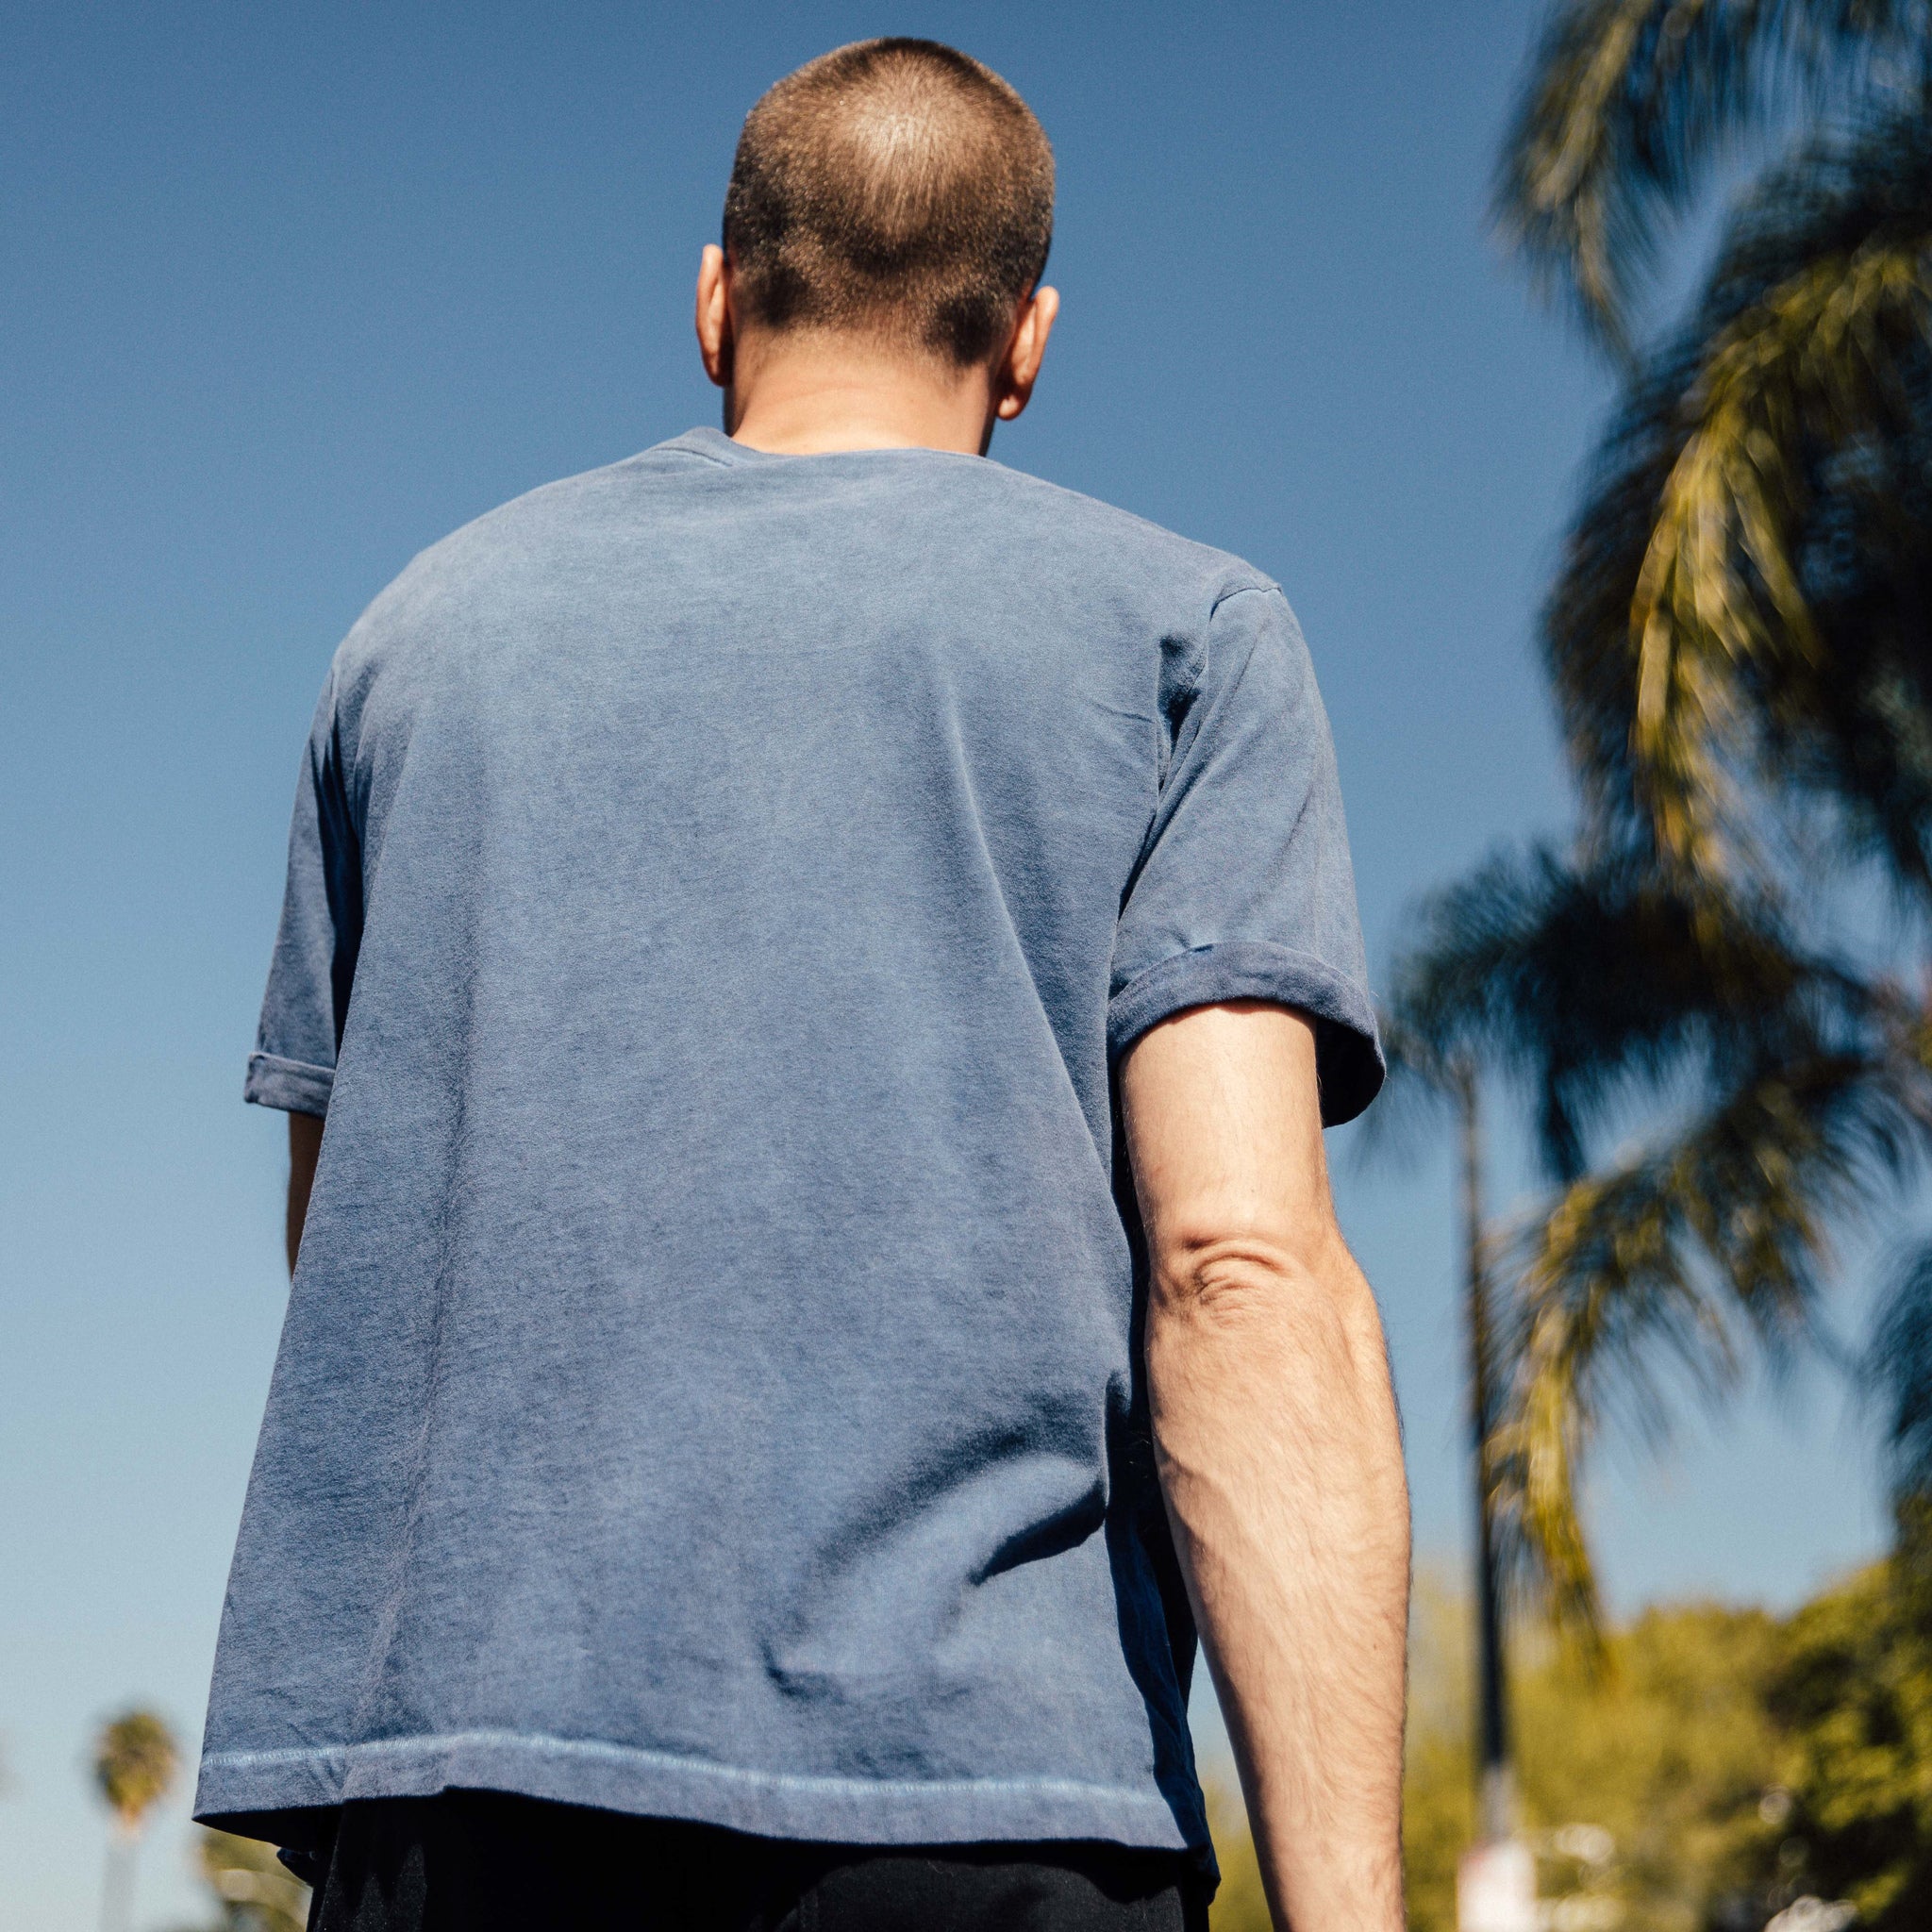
[1400, 1576, 1481, 1932]
[92, 1708, 178, 1835]
[1206, 1565, 1932, 1931]
[1510, 1604, 1788, 1930]
[1389, 0, 1932, 1628]
[1495, 0, 1930, 355]
[1765, 1561, 1932, 1925]
[1540, 112, 1932, 891]
[1204, 1781, 1273, 1932]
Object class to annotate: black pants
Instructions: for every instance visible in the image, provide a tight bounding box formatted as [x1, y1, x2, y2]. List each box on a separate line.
[300, 1791, 1208, 1932]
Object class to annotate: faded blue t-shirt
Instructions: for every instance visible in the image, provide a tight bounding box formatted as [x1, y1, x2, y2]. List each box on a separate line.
[196, 428, 1382, 1857]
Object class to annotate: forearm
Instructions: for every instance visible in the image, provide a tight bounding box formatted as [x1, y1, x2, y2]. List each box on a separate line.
[1149, 1227, 1409, 1931]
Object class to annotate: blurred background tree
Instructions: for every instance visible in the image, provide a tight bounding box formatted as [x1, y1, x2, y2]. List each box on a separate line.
[1205, 1560, 1932, 1930]
[1389, 0, 1932, 1631]
[1362, 2, 1932, 1924]
[1764, 1555, 1932, 1924]
[92, 1708, 178, 1932]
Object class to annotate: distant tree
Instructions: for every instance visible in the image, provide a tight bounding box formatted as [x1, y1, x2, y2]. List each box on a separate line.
[1512, 1601, 1789, 1931]
[1203, 1781, 1273, 1932]
[1375, 1566, 1921, 1932]
[92, 1707, 179, 1932]
[1760, 1559, 1932, 1927]
[1397, 1574, 1483, 1932]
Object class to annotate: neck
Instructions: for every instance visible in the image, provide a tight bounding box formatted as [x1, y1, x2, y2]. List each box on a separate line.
[725, 330, 995, 457]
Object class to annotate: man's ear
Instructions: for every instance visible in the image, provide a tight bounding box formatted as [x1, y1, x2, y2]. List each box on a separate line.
[993, 285, 1059, 423]
[695, 243, 734, 390]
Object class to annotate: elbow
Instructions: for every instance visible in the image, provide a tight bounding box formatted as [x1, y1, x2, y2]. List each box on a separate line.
[1151, 1230, 1318, 1323]
[1146, 1219, 1390, 1379]
[1150, 1212, 1362, 1323]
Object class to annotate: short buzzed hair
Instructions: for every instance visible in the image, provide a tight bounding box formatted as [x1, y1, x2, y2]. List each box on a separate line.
[723, 39, 1055, 368]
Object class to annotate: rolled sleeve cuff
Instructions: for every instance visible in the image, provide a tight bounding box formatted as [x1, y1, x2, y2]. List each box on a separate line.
[244, 1051, 334, 1117]
[1108, 940, 1385, 1125]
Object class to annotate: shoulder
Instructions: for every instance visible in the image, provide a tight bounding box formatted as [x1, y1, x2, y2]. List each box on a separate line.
[953, 455, 1279, 610]
[323, 442, 1297, 694]
[323, 452, 689, 691]
[383, 447, 694, 593]
[959, 464, 1313, 712]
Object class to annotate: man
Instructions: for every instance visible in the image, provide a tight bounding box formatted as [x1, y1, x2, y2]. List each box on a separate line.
[198, 38, 1409, 1932]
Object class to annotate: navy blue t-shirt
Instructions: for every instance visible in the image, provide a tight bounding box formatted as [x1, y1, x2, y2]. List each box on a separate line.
[197, 428, 1382, 1857]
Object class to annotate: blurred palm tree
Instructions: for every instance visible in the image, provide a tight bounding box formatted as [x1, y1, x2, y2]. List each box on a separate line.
[1499, 0, 1932, 363]
[92, 1707, 179, 1932]
[1383, 0, 1932, 1641]
[1368, 1024, 1521, 1833]
[1386, 855, 1932, 1628]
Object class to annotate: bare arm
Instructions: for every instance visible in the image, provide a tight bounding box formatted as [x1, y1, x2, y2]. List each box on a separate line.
[1122, 1001, 1408, 1931]
[286, 1110, 324, 1275]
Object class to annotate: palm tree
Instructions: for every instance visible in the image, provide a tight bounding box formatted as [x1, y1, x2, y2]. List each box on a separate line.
[1386, 849, 1932, 1626]
[1497, 0, 1932, 364]
[1371, 1026, 1518, 1835]
[92, 1708, 179, 1932]
[1378, 0, 1932, 1638]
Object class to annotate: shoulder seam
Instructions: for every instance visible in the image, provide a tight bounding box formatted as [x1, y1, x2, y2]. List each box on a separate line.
[1189, 581, 1288, 713]
[1208, 580, 1283, 615]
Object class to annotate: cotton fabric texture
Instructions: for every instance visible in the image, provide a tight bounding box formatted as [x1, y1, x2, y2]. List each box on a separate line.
[198, 428, 1382, 1860]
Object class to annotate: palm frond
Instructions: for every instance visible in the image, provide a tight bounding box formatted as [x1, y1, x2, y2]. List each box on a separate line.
[1348, 1008, 1457, 1174]
[1542, 107, 1932, 883]
[1496, 0, 1926, 351]
[1866, 1235, 1932, 1508]
[1492, 1013, 1932, 1629]
[1771, 341, 1932, 899]
[1386, 840, 1861, 1180]
[1629, 234, 1932, 878]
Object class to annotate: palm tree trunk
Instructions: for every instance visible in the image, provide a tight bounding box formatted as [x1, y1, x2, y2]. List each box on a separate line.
[99, 1828, 134, 1932]
[1456, 1055, 1515, 1843]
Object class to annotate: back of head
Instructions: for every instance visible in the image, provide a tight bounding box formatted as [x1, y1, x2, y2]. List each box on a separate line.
[724, 39, 1054, 368]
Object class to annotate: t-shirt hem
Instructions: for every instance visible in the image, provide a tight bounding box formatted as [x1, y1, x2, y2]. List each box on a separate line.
[1108, 941, 1385, 1124]
[243, 1052, 334, 1116]
[194, 1735, 1200, 1854]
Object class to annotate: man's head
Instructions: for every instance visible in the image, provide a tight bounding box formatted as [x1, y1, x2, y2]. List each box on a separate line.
[725, 38, 1053, 365]
[696, 40, 1060, 455]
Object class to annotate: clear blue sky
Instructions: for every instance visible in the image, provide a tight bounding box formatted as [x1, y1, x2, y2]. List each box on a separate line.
[0, 3, 1889, 1925]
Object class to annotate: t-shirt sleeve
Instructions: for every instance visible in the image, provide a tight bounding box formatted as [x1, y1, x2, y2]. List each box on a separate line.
[1108, 583, 1384, 1125]
[243, 671, 363, 1117]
